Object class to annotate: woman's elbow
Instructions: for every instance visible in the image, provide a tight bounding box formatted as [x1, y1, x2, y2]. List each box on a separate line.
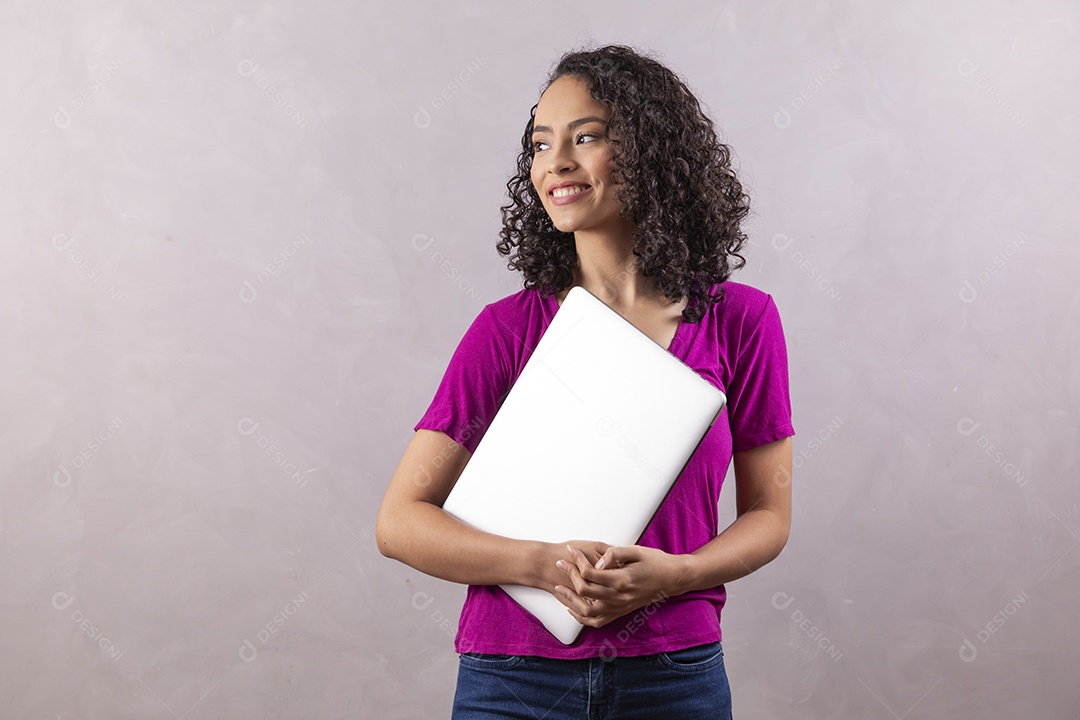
[375, 507, 400, 560]
[771, 513, 791, 558]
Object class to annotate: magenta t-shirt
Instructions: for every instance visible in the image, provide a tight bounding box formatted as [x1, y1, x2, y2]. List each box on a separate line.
[413, 280, 795, 660]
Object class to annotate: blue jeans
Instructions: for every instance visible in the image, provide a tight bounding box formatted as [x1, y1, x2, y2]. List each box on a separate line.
[451, 641, 733, 719]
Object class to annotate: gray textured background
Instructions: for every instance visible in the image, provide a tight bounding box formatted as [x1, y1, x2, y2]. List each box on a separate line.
[2, 1, 1078, 717]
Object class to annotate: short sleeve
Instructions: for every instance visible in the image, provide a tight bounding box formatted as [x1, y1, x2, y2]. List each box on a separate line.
[413, 305, 510, 455]
[726, 294, 795, 452]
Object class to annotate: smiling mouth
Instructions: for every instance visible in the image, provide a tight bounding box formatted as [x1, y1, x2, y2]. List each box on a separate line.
[551, 185, 590, 199]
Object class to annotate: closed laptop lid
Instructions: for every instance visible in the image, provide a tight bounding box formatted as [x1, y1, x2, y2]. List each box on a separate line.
[442, 285, 726, 644]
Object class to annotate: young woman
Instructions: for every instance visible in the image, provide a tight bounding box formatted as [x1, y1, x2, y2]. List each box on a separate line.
[377, 44, 795, 719]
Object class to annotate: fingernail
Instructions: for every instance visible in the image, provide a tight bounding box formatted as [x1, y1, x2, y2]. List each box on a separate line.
[595, 559, 606, 570]
[556, 560, 567, 571]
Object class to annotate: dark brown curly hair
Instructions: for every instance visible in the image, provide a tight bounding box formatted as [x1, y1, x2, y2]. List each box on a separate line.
[496, 44, 751, 323]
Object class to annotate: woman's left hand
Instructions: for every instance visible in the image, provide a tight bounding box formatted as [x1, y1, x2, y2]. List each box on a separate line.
[553, 544, 689, 628]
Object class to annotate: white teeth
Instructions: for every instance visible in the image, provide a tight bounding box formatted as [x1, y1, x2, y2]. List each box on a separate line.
[552, 185, 588, 198]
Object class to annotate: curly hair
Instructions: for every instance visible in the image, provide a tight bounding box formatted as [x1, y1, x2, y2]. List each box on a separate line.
[496, 44, 750, 323]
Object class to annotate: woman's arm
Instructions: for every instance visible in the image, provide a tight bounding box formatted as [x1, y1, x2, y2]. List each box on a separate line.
[376, 429, 602, 592]
[549, 436, 792, 627]
[672, 436, 793, 594]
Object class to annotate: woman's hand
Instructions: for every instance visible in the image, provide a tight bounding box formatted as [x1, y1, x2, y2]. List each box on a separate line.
[534, 540, 611, 594]
[549, 543, 689, 629]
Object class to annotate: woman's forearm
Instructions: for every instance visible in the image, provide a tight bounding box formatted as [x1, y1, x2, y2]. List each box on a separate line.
[377, 500, 547, 588]
[672, 507, 790, 595]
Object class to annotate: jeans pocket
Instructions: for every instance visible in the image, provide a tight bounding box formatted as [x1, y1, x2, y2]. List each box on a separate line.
[657, 642, 724, 671]
[459, 652, 526, 669]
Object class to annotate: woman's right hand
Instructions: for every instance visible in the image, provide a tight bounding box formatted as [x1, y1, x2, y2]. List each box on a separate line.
[533, 539, 612, 593]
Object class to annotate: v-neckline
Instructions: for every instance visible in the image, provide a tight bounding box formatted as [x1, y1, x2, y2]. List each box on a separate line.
[547, 291, 685, 356]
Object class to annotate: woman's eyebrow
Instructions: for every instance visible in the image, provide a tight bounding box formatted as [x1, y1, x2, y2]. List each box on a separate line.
[531, 116, 607, 135]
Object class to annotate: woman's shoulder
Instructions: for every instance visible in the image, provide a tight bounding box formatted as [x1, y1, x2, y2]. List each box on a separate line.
[483, 285, 548, 316]
[470, 285, 552, 337]
[705, 279, 776, 322]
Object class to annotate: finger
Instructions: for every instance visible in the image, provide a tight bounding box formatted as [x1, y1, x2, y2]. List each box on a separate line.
[567, 545, 596, 573]
[564, 602, 611, 628]
[565, 544, 600, 565]
[562, 559, 620, 600]
[557, 560, 603, 595]
[566, 544, 598, 568]
[554, 580, 625, 624]
[590, 542, 613, 563]
[566, 550, 621, 592]
[597, 546, 634, 571]
[569, 546, 618, 581]
[556, 587, 616, 627]
[554, 584, 597, 617]
[567, 543, 607, 568]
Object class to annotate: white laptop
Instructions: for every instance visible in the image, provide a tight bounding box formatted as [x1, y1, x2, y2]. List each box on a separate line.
[441, 285, 726, 644]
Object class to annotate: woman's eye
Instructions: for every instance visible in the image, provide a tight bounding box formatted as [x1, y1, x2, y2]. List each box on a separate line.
[532, 133, 599, 153]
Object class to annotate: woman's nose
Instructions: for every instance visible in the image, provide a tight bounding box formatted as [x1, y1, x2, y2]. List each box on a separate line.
[548, 144, 576, 174]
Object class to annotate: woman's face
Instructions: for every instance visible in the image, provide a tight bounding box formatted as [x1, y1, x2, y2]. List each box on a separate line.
[529, 75, 628, 236]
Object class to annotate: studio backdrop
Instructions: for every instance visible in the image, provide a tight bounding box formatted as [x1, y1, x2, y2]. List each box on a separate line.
[1, 1, 1077, 717]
